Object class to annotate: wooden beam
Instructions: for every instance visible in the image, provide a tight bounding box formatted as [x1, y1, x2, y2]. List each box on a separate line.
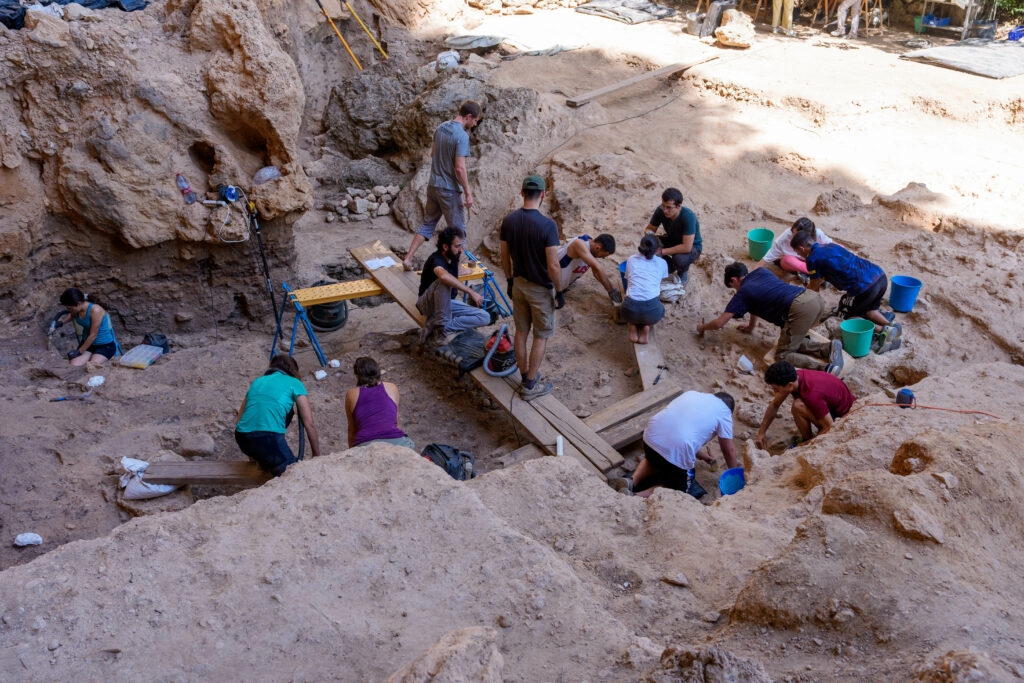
[584, 381, 682, 433]
[350, 240, 428, 325]
[290, 265, 486, 307]
[144, 461, 272, 486]
[632, 327, 668, 390]
[565, 56, 717, 108]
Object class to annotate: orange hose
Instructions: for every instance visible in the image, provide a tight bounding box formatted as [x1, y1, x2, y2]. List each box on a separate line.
[846, 402, 1003, 420]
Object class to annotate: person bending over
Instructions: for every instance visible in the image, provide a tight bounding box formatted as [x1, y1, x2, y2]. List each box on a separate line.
[556, 233, 620, 303]
[759, 217, 835, 277]
[345, 356, 415, 450]
[621, 234, 669, 345]
[235, 355, 320, 476]
[643, 187, 702, 285]
[416, 226, 489, 344]
[756, 360, 855, 450]
[697, 262, 843, 374]
[55, 287, 120, 366]
[790, 231, 902, 353]
[613, 391, 738, 497]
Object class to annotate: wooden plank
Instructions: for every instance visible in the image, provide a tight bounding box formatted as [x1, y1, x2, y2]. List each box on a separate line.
[632, 327, 668, 390]
[350, 240, 427, 324]
[598, 404, 664, 451]
[144, 461, 271, 486]
[583, 381, 683, 433]
[566, 56, 716, 108]
[291, 265, 486, 307]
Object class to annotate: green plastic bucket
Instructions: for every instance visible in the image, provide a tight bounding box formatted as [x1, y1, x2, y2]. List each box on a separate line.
[747, 228, 775, 261]
[914, 16, 923, 32]
[840, 318, 874, 357]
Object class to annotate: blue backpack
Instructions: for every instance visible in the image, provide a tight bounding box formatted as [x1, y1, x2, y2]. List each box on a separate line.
[421, 444, 476, 481]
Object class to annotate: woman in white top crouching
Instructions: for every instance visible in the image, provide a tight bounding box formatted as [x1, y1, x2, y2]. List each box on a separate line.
[621, 234, 669, 345]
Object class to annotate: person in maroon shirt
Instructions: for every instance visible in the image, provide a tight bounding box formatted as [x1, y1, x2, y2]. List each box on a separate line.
[755, 360, 855, 449]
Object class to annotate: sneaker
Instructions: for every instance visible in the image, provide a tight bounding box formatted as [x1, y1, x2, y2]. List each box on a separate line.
[611, 477, 633, 495]
[797, 272, 810, 286]
[848, 31, 858, 39]
[521, 380, 554, 401]
[831, 29, 847, 37]
[882, 310, 896, 324]
[679, 270, 689, 287]
[773, 26, 781, 34]
[877, 323, 903, 354]
[827, 339, 844, 376]
[785, 28, 797, 37]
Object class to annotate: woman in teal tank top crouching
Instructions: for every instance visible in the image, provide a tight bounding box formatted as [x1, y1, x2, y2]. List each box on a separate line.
[235, 355, 321, 476]
[57, 288, 119, 367]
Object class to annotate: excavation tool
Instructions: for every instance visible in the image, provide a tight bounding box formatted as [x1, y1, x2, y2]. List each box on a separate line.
[344, 1, 388, 59]
[312, 0, 362, 70]
[50, 390, 94, 404]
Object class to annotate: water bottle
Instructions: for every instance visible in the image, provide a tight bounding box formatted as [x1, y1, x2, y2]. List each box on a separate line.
[176, 173, 197, 205]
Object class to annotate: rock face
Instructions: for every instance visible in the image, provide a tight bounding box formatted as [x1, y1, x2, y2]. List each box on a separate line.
[0, 0, 321, 330]
[385, 627, 504, 682]
[323, 72, 417, 157]
[715, 9, 756, 48]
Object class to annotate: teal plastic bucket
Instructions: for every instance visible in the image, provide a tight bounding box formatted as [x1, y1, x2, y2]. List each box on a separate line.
[889, 275, 922, 312]
[747, 228, 775, 261]
[619, 261, 627, 291]
[840, 318, 875, 357]
[718, 468, 746, 496]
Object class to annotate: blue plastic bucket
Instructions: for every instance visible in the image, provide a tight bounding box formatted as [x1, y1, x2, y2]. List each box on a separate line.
[619, 261, 627, 291]
[718, 467, 746, 496]
[889, 275, 923, 312]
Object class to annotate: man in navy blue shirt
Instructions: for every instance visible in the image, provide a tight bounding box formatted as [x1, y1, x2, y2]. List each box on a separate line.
[697, 263, 843, 373]
[790, 232, 902, 353]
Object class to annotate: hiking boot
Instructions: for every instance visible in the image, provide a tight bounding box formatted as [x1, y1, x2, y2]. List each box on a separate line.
[520, 379, 554, 401]
[611, 477, 634, 495]
[827, 339, 844, 376]
[877, 323, 903, 354]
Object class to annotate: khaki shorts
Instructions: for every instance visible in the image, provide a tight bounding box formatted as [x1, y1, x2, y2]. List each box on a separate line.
[512, 279, 556, 339]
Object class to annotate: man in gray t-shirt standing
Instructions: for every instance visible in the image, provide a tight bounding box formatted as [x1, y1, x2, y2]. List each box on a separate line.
[403, 100, 482, 271]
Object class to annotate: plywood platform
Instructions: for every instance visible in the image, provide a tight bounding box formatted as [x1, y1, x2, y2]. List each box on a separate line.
[290, 263, 485, 307]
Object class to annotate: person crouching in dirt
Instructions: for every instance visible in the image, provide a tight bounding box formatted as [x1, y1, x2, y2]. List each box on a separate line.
[55, 287, 119, 367]
[789, 231, 902, 354]
[756, 360, 855, 450]
[697, 262, 844, 374]
[621, 234, 669, 345]
[758, 217, 837, 280]
[556, 233, 621, 304]
[344, 356, 415, 450]
[235, 355, 320, 476]
[642, 187, 702, 285]
[611, 391, 738, 497]
[416, 226, 490, 345]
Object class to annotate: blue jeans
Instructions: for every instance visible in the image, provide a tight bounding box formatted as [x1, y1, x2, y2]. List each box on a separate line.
[235, 430, 297, 476]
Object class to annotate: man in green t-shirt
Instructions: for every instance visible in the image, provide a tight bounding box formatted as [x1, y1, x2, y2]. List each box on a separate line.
[643, 187, 702, 285]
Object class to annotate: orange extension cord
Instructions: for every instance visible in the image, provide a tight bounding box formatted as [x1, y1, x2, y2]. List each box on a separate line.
[846, 402, 1004, 420]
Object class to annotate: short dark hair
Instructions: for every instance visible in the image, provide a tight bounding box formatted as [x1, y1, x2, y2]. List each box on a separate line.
[638, 234, 661, 259]
[791, 217, 815, 234]
[724, 262, 748, 286]
[459, 100, 482, 119]
[269, 354, 300, 379]
[523, 188, 543, 201]
[715, 392, 736, 413]
[661, 188, 683, 205]
[354, 356, 381, 387]
[789, 231, 815, 250]
[437, 226, 464, 251]
[593, 234, 616, 255]
[764, 360, 798, 387]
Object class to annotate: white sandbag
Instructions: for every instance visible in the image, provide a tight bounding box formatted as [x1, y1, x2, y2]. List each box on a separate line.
[660, 280, 686, 303]
[119, 456, 179, 500]
[14, 533, 43, 547]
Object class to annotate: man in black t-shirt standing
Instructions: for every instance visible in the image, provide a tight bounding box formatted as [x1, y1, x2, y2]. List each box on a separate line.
[643, 187, 702, 285]
[500, 175, 561, 401]
[416, 226, 488, 342]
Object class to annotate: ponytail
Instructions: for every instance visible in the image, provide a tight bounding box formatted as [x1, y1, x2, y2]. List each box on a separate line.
[638, 234, 661, 260]
[59, 287, 103, 309]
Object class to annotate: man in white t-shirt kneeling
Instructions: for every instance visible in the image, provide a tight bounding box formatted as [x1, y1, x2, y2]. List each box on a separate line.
[612, 391, 739, 497]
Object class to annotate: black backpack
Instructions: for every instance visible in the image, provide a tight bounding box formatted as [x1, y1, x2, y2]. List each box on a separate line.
[143, 333, 171, 354]
[421, 443, 476, 481]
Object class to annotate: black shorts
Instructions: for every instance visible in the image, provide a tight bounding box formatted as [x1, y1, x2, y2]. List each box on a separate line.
[636, 441, 691, 493]
[87, 341, 118, 359]
[843, 274, 886, 319]
[235, 430, 297, 476]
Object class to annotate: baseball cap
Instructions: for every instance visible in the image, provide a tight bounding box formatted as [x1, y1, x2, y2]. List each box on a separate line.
[522, 175, 546, 191]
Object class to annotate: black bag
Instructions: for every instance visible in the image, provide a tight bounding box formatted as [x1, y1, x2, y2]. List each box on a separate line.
[0, 0, 26, 29]
[435, 329, 486, 375]
[143, 333, 171, 354]
[421, 443, 476, 481]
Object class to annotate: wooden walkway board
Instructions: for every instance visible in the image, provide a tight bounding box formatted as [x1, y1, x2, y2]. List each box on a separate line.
[632, 327, 668, 390]
[566, 56, 716, 108]
[584, 381, 682, 433]
[290, 265, 485, 307]
[349, 240, 622, 478]
[144, 461, 271, 486]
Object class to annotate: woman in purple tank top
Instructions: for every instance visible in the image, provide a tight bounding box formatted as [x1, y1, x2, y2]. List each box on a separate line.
[344, 357, 415, 450]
